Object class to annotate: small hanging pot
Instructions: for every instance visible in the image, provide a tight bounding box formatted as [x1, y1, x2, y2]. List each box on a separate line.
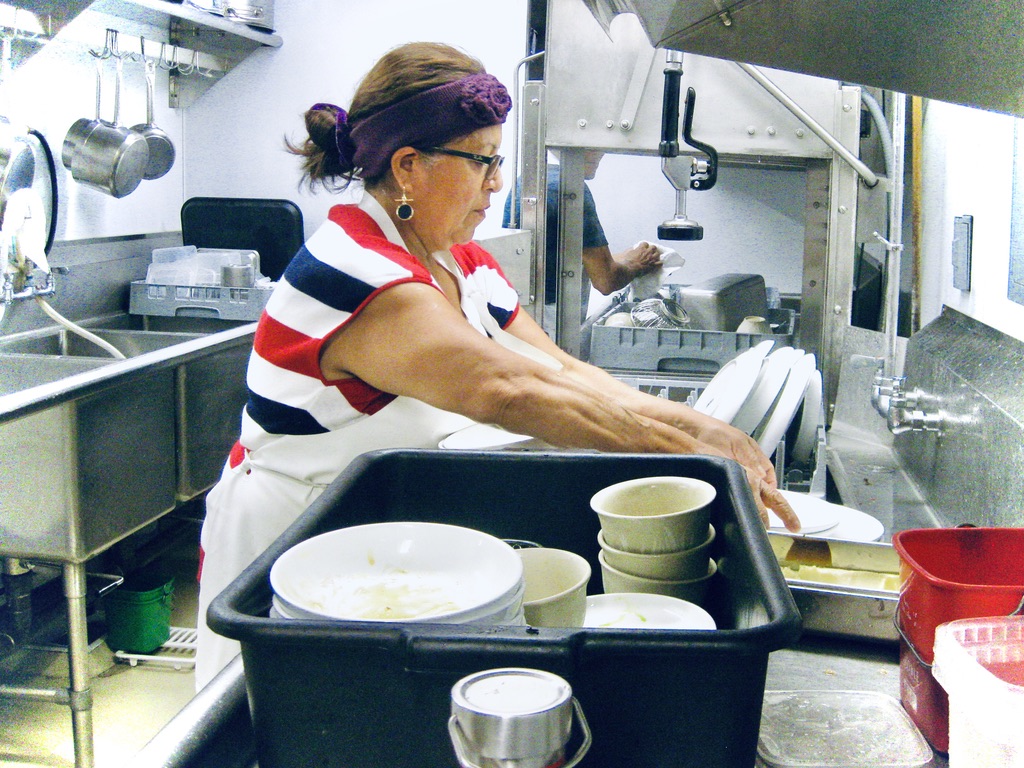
[62, 57, 104, 171]
[63, 55, 149, 198]
[130, 57, 174, 180]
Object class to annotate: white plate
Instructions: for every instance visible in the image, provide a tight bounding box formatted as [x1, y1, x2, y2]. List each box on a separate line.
[755, 352, 816, 454]
[693, 340, 774, 421]
[767, 497, 838, 534]
[730, 346, 802, 434]
[790, 368, 823, 466]
[584, 593, 716, 630]
[771, 490, 885, 542]
[439, 423, 540, 450]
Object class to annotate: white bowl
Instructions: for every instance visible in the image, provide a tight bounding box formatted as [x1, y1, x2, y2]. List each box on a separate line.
[270, 522, 524, 623]
[598, 551, 717, 605]
[584, 593, 716, 630]
[591, 476, 716, 554]
[597, 525, 715, 581]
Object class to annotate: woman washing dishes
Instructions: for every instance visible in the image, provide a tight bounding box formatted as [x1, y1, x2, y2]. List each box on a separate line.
[195, 41, 800, 688]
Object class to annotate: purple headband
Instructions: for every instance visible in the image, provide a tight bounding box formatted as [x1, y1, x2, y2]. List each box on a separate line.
[323, 73, 511, 180]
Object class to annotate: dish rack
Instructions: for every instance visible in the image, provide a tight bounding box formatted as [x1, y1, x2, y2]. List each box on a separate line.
[113, 626, 197, 670]
[129, 281, 272, 321]
[613, 372, 826, 495]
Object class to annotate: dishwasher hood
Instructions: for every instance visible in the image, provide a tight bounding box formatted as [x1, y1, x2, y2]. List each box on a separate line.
[583, 0, 1024, 118]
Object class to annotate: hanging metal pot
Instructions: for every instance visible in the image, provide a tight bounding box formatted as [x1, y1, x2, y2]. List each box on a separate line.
[62, 58, 104, 172]
[130, 57, 174, 180]
[63, 55, 149, 198]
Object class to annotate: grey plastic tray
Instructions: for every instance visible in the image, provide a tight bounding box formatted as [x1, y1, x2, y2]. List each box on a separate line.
[129, 280, 271, 321]
[589, 306, 796, 375]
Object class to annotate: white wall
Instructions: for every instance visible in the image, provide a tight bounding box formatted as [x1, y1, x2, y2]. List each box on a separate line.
[917, 101, 1024, 341]
[183, 0, 530, 240]
[587, 155, 807, 294]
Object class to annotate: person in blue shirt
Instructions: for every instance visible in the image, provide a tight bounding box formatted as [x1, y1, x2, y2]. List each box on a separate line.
[503, 150, 662, 302]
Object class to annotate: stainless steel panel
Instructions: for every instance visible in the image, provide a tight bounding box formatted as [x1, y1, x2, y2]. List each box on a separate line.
[475, 230, 534, 310]
[588, 0, 1024, 118]
[0, 319, 255, 562]
[0, 368, 176, 562]
[895, 307, 1024, 529]
[547, 0, 840, 158]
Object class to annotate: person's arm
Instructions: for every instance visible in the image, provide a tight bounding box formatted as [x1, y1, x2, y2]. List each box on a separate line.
[583, 242, 663, 295]
[320, 285, 799, 530]
[321, 282, 710, 454]
[503, 311, 801, 530]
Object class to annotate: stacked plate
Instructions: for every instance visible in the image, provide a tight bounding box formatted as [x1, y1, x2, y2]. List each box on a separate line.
[693, 340, 823, 466]
[269, 522, 526, 625]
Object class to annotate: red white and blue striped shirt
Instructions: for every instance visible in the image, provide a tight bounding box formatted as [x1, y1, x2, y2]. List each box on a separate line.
[233, 193, 521, 485]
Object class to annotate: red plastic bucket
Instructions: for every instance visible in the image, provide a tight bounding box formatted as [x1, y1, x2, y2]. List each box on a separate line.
[893, 527, 1024, 752]
[893, 527, 1024, 663]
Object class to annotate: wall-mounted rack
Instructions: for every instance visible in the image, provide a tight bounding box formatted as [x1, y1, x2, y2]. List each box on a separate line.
[3, 0, 282, 107]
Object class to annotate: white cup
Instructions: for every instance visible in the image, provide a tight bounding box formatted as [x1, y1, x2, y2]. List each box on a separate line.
[598, 524, 715, 581]
[517, 548, 592, 628]
[736, 315, 772, 334]
[599, 552, 717, 605]
[590, 476, 716, 554]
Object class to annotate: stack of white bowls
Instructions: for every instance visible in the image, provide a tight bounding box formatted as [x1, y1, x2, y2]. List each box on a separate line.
[591, 476, 718, 605]
[269, 522, 525, 625]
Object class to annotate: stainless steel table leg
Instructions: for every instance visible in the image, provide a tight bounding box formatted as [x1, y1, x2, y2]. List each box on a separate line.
[64, 562, 94, 768]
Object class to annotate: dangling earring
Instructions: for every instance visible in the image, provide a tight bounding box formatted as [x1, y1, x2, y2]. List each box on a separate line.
[395, 189, 414, 221]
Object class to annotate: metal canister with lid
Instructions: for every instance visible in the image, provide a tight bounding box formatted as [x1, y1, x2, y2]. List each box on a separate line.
[449, 668, 591, 768]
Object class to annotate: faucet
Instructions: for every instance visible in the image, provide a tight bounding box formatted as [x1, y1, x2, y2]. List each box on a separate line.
[887, 399, 944, 435]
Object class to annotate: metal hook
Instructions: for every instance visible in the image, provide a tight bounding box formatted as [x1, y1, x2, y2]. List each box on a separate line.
[175, 48, 198, 76]
[88, 28, 117, 59]
[111, 28, 141, 62]
[156, 43, 176, 71]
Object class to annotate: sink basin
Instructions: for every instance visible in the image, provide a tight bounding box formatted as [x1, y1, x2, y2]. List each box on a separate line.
[0, 354, 115, 397]
[0, 329, 204, 357]
[0, 317, 256, 562]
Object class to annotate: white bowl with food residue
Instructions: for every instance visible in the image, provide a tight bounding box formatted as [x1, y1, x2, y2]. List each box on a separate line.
[270, 522, 525, 625]
[583, 593, 716, 630]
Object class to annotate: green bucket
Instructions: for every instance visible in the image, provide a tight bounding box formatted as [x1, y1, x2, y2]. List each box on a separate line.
[104, 571, 174, 653]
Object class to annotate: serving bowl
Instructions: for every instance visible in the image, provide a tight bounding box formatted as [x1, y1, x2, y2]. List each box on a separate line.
[270, 522, 524, 624]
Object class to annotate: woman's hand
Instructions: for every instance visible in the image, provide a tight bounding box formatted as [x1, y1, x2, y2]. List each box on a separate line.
[686, 417, 800, 531]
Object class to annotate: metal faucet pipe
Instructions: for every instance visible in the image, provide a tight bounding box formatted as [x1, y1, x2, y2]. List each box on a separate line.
[737, 62, 879, 188]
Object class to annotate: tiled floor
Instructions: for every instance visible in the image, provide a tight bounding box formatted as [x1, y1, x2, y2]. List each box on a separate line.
[0, 535, 202, 768]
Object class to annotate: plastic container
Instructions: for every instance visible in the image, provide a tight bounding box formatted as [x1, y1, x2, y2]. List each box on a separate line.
[892, 527, 1024, 752]
[103, 571, 174, 653]
[209, 450, 801, 768]
[893, 528, 1024, 663]
[757, 690, 933, 767]
[933, 616, 1024, 767]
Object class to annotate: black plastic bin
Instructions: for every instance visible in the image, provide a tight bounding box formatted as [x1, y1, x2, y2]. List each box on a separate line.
[209, 450, 801, 768]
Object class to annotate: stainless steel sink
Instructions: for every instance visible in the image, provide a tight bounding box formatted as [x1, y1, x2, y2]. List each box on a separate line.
[0, 316, 256, 562]
[1, 354, 115, 397]
[0, 329, 204, 357]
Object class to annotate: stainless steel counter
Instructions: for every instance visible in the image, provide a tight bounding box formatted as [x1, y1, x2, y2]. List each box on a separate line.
[133, 636, 947, 768]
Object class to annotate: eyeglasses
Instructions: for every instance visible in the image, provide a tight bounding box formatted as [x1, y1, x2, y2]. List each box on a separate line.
[425, 147, 504, 180]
